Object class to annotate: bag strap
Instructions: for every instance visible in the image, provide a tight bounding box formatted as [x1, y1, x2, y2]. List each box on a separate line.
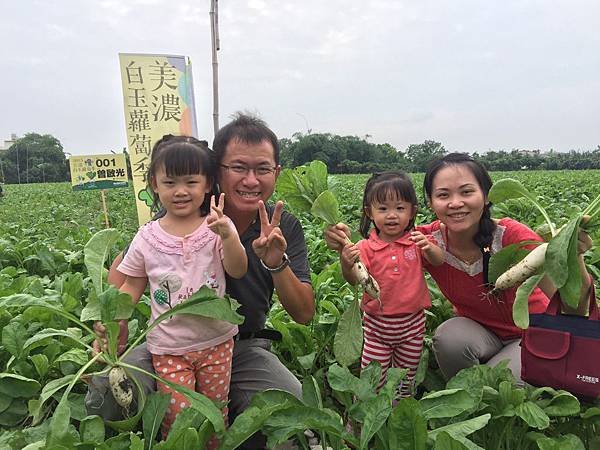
[545, 276, 598, 320]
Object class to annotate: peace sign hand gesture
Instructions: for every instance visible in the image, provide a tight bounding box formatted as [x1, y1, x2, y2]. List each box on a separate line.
[207, 193, 234, 240]
[252, 200, 287, 268]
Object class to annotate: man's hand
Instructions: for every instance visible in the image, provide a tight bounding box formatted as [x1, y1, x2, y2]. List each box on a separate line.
[324, 223, 352, 252]
[252, 200, 287, 268]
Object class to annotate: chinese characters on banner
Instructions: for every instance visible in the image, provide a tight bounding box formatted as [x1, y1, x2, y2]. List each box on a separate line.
[119, 53, 198, 225]
[69, 154, 128, 191]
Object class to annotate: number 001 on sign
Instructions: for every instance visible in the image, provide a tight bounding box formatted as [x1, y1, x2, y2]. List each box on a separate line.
[69, 154, 129, 191]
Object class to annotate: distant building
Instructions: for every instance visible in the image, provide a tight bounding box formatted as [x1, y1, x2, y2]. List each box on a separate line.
[0, 134, 18, 152]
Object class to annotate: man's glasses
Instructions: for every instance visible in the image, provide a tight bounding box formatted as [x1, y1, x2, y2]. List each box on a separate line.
[220, 164, 277, 177]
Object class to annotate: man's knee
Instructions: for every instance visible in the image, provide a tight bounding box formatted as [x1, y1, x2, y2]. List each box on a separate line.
[229, 339, 301, 416]
[85, 343, 156, 420]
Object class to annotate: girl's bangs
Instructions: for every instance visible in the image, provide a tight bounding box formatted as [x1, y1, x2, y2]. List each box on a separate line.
[161, 146, 206, 177]
[370, 179, 416, 205]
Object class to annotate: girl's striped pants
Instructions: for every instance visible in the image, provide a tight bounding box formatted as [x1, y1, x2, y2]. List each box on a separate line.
[361, 310, 425, 397]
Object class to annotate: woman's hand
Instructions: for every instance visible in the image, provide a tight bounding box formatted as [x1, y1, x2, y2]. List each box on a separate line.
[324, 223, 352, 252]
[578, 230, 593, 254]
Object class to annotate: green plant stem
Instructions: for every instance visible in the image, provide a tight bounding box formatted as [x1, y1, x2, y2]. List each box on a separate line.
[582, 193, 600, 218]
[40, 302, 97, 337]
[64, 351, 105, 398]
[118, 314, 166, 362]
[118, 360, 225, 435]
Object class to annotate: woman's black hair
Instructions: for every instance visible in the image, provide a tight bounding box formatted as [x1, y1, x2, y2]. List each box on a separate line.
[147, 135, 216, 215]
[423, 153, 495, 286]
[359, 171, 418, 238]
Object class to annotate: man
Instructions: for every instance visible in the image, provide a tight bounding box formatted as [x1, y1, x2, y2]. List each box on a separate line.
[86, 113, 314, 449]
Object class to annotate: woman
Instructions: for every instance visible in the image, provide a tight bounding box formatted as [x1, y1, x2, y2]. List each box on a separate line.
[325, 153, 593, 382]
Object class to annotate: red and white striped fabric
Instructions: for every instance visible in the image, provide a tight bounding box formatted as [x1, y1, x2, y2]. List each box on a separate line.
[361, 310, 425, 397]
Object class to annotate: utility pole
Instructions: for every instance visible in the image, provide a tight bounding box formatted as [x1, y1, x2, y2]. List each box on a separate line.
[209, 0, 220, 135]
[16, 146, 20, 184]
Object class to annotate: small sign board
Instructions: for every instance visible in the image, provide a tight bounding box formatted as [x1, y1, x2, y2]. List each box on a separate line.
[69, 154, 128, 191]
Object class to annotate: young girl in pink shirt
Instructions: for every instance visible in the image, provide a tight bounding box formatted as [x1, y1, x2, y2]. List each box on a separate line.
[339, 171, 443, 397]
[116, 135, 247, 444]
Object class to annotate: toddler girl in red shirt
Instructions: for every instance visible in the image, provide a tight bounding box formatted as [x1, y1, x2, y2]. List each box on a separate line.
[339, 171, 443, 397]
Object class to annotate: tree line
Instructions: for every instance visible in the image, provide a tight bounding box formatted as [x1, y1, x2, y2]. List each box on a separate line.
[281, 132, 600, 173]
[1, 132, 600, 184]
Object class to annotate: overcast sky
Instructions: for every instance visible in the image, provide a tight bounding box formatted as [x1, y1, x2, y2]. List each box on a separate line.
[1, 0, 599, 156]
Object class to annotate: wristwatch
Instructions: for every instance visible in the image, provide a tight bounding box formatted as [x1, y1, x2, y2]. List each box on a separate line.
[260, 253, 290, 273]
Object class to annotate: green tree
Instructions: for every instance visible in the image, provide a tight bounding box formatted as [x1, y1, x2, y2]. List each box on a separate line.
[0, 133, 68, 183]
[403, 140, 446, 172]
[279, 132, 404, 173]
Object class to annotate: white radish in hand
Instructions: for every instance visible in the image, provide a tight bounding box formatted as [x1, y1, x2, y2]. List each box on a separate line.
[494, 243, 548, 291]
[109, 366, 133, 410]
[351, 258, 381, 300]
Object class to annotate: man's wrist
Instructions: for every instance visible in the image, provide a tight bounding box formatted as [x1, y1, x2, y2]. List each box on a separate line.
[261, 253, 290, 273]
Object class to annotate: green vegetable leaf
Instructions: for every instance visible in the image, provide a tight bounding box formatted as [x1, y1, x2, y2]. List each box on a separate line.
[541, 391, 580, 417]
[311, 190, 340, 225]
[327, 364, 374, 401]
[513, 273, 545, 329]
[84, 228, 121, 295]
[301, 376, 323, 409]
[219, 390, 302, 450]
[488, 178, 555, 235]
[262, 406, 348, 449]
[0, 373, 41, 398]
[158, 427, 200, 449]
[434, 431, 470, 450]
[558, 222, 585, 309]
[515, 401, 550, 429]
[356, 395, 392, 449]
[546, 216, 580, 288]
[428, 414, 491, 442]
[29, 354, 50, 379]
[388, 398, 427, 450]
[306, 160, 329, 197]
[0, 392, 12, 414]
[488, 178, 531, 203]
[143, 392, 171, 444]
[1, 321, 27, 359]
[45, 394, 77, 448]
[80, 415, 106, 443]
[31, 375, 75, 423]
[419, 389, 477, 420]
[275, 170, 314, 213]
[333, 298, 363, 367]
[0, 398, 28, 427]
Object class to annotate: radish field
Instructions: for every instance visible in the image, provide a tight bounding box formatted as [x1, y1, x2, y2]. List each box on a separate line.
[1, 170, 600, 449]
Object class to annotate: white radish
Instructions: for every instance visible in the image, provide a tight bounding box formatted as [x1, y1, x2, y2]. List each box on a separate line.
[345, 237, 381, 306]
[494, 243, 548, 291]
[351, 259, 381, 300]
[109, 366, 133, 409]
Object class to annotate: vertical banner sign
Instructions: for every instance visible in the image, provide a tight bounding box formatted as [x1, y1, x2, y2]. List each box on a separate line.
[119, 53, 198, 225]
